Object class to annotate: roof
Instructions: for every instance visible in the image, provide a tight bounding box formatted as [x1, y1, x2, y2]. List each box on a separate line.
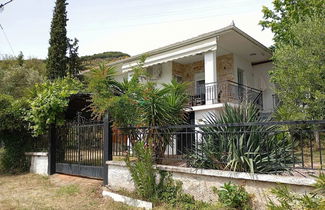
[109, 25, 272, 66]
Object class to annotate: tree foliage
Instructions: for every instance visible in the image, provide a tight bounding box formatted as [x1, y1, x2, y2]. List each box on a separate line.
[0, 94, 32, 173]
[46, 0, 68, 80]
[87, 58, 189, 161]
[271, 16, 325, 120]
[67, 38, 82, 77]
[260, 0, 325, 44]
[0, 56, 45, 98]
[25, 77, 83, 136]
[188, 104, 293, 174]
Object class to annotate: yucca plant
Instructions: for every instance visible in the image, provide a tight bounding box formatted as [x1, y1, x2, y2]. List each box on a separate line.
[188, 103, 294, 174]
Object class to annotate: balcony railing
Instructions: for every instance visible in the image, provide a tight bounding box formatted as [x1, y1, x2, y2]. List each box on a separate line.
[189, 80, 263, 109]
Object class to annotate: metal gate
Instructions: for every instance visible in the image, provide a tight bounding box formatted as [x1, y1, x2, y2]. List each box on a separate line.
[55, 120, 105, 179]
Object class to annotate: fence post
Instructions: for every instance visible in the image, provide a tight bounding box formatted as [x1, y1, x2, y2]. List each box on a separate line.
[103, 113, 113, 185]
[48, 124, 56, 175]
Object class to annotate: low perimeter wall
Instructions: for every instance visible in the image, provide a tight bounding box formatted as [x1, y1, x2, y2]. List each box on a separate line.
[106, 161, 316, 209]
[25, 152, 48, 176]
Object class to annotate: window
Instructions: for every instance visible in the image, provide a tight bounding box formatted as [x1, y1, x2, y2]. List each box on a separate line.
[196, 80, 205, 95]
[237, 68, 244, 85]
[173, 74, 183, 83]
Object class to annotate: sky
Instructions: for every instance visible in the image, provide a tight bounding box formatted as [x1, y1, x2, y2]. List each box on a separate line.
[0, 0, 274, 59]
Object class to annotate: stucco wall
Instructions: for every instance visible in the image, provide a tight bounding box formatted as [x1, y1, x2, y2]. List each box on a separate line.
[234, 54, 256, 88]
[25, 152, 48, 176]
[253, 62, 275, 113]
[106, 161, 315, 210]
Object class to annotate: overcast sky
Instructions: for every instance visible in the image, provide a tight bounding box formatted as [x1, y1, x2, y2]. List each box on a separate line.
[0, 0, 274, 59]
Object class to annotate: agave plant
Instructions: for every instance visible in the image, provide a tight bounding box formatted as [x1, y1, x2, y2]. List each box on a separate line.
[188, 103, 294, 174]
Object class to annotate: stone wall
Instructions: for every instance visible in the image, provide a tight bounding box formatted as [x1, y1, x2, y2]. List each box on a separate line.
[106, 161, 315, 210]
[217, 53, 234, 82]
[171, 54, 234, 83]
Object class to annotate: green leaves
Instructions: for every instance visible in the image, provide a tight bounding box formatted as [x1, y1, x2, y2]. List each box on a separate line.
[47, 0, 68, 80]
[214, 182, 251, 210]
[188, 103, 293, 173]
[267, 184, 324, 210]
[25, 77, 83, 136]
[259, 0, 325, 44]
[271, 16, 325, 120]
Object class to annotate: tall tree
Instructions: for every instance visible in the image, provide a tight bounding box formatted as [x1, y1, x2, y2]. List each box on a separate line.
[271, 16, 325, 120]
[67, 38, 82, 77]
[46, 0, 68, 80]
[260, 0, 325, 45]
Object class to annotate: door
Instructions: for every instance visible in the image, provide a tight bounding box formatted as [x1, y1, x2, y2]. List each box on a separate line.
[237, 69, 244, 100]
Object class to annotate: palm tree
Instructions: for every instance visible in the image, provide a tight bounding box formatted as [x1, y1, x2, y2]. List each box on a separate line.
[87, 61, 190, 162]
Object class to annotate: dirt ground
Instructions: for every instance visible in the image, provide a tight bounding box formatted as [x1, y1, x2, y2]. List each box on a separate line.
[0, 173, 138, 210]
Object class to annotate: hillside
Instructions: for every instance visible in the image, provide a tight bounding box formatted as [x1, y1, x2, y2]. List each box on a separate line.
[81, 51, 130, 69]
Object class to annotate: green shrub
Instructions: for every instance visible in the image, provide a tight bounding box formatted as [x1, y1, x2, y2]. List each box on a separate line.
[25, 77, 83, 136]
[0, 94, 32, 174]
[0, 136, 30, 174]
[125, 141, 212, 209]
[188, 103, 293, 174]
[125, 141, 157, 200]
[267, 183, 324, 210]
[0, 147, 5, 172]
[313, 173, 325, 195]
[214, 182, 251, 210]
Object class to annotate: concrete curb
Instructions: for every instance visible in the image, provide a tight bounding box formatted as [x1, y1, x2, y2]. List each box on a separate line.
[102, 190, 152, 210]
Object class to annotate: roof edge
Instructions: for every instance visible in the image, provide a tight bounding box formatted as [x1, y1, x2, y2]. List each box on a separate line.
[109, 25, 272, 66]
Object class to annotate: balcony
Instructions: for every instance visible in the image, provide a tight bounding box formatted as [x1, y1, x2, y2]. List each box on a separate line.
[189, 80, 263, 109]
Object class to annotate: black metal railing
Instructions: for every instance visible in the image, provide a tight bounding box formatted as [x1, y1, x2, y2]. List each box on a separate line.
[112, 120, 325, 173]
[189, 81, 263, 109]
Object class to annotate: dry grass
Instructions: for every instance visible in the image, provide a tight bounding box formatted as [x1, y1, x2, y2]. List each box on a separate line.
[0, 173, 139, 210]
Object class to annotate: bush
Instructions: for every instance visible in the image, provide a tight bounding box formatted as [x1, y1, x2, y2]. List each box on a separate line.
[268, 174, 325, 210]
[267, 184, 323, 210]
[188, 103, 293, 174]
[0, 94, 32, 174]
[125, 141, 157, 200]
[125, 141, 211, 209]
[25, 77, 83, 136]
[0, 136, 30, 174]
[213, 182, 251, 210]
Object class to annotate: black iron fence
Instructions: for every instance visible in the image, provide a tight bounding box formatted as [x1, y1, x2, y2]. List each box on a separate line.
[112, 120, 325, 173]
[189, 81, 263, 109]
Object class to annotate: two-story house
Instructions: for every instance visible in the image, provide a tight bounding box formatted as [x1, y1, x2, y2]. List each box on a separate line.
[109, 24, 275, 125]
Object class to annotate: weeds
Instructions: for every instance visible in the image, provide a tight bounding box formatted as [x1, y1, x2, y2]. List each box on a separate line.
[125, 141, 213, 209]
[213, 182, 251, 210]
[267, 174, 325, 210]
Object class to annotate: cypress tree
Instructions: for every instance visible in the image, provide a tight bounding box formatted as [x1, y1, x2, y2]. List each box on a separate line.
[46, 0, 68, 80]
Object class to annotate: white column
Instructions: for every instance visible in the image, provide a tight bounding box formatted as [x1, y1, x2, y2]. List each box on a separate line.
[204, 51, 217, 104]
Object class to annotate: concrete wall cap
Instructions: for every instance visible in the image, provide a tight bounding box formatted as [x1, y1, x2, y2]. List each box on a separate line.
[106, 161, 316, 186]
[25, 152, 48, 157]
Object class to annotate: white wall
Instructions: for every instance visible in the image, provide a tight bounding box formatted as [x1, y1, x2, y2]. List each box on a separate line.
[107, 161, 316, 210]
[112, 62, 173, 88]
[155, 62, 173, 88]
[253, 62, 275, 113]
[25, 152, 48, 176]
[233, 54, 256, 88]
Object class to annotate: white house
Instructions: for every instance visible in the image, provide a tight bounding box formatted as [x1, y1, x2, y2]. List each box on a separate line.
[109, 24, 275, 125]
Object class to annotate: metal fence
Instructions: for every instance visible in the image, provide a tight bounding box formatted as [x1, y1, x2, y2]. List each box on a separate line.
[189, 80, 263, 109]
[112, 120, 325, 173]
